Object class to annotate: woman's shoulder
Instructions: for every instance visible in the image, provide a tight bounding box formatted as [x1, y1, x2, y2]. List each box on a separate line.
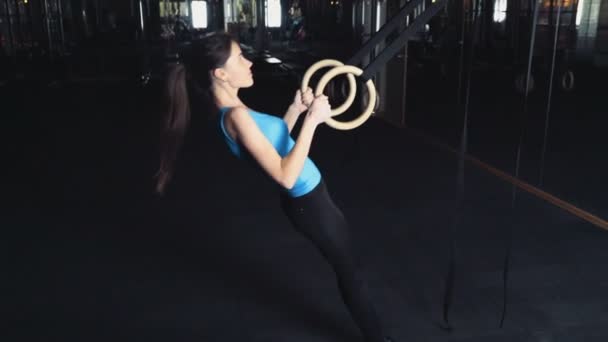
[223, 106, 256, 129]
[223, 106, 278, 123]
[226, 106, 272, 119]
[222, 105, 249, 120]
[221, 105, 248, 114]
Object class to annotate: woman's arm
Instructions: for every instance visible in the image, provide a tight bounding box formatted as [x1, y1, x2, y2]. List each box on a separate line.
[227, 96, 330, 189]
[283, 88, 314, 133]
[283, 104, 303, 133]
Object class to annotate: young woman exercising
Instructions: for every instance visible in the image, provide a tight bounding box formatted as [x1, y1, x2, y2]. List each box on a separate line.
[156, 32, 394, 342]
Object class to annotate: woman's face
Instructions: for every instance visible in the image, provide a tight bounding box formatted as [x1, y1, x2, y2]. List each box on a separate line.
[216, 41, 254, 89]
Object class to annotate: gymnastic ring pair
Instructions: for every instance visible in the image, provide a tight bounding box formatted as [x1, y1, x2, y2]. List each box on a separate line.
[301, 59, 377, 131]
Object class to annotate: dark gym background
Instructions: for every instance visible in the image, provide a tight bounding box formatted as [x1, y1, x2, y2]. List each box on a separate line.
[3, 0, 608, 341]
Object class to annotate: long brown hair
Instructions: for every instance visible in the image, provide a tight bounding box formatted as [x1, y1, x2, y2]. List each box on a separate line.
[156, 32, 234, 195]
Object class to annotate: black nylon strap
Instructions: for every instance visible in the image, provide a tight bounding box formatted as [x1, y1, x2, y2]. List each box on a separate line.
[501, 0, 543, 328]
[539, 0, 563, 185]
[360, 1, 447, 81]
[442, 0, 480, 328]
[347, 0, 425, 67]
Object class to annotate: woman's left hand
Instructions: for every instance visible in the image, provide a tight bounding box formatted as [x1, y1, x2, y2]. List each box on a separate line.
[292, 87, 314, 113]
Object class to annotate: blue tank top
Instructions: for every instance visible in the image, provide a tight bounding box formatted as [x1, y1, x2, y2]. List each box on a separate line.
[218, 107, 321, 197]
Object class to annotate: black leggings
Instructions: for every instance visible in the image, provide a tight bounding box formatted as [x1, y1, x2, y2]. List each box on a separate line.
[280, 180, 385, 342]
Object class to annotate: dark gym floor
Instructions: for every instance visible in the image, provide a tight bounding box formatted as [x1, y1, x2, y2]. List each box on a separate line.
[3, 42, 608, 342]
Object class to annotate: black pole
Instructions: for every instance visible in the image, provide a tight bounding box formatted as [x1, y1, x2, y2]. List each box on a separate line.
[501, 0, 542, 329]
[56, 0, 65, 53]
[463, 0, 480, 156]
[455, 0, 466, 105]
[13, 0, 22, 49]
[130, 0, 136, 40]
[539, 0, 563, 186]
[95, 0, 100, 29]
[42, 0, 55, 61]
[26, 0, 34, 48]
[3, 0, 14, 55]
[400, 43, 407, 126]
[80, 0, 90, 39]
[255, 0, 266, 51]
[514, 0, 541, 198]
[186, 0, 192, 28]
[442, 0, 481, 328]
[138, 0, 145, 39]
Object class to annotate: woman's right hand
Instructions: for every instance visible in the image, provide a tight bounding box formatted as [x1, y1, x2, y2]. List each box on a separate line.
[306, 95, 332, 126]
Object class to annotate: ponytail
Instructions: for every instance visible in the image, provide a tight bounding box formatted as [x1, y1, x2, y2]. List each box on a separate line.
[155, 32, 234, 195]
[156, 63, 191, 195]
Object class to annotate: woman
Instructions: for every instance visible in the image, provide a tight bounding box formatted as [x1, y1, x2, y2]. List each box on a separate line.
[156, 32, 394, 342]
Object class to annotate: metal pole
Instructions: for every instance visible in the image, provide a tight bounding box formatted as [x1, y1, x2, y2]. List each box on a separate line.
[515, 0, 541, 190]
[27, 0, 35, 48]
[456, 0, 466, 104]
[130, 0, 136, 40]
[56, 0, 65, 53]
[138, 0, 145, 39]
[81, 0, 90, 38]
[13, 0, 19, 49]
[539, 0, 563, 186]
[43, 0, 54, 61]
[95, 0, 100, 29]
[370, 0, 377, 60]
[187, 0, 192, 28]
[3, 0, 14, 54]
[255, 0, 266, 51]
[400, 44, 407, 125]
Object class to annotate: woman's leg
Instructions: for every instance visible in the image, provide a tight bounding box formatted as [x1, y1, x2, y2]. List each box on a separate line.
[281, 183, 385, 342]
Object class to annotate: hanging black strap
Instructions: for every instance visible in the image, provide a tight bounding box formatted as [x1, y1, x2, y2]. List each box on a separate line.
[501, 0, 542, 328]
[347, 0, 427, 67]
[539, 0, 563, 186]
[442, 0, 480, 328]
[363, 1, 447, 81]
[346, 0, 447, 82]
